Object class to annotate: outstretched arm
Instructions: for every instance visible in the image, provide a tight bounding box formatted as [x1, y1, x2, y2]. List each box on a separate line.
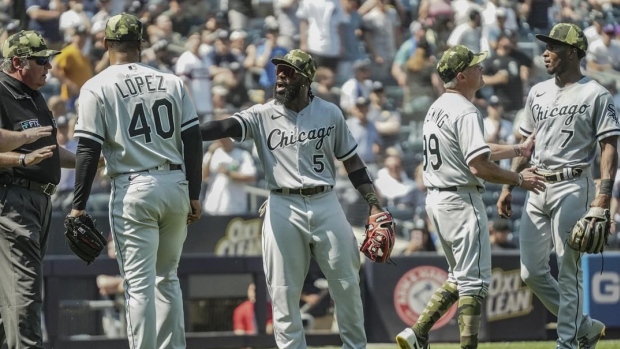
[200, 117, 242, 141]
[488, 131, 535, 161]
[0, 126, 53, 152]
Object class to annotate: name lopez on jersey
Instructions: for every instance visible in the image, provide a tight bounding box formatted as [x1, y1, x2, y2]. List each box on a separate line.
[268, 125, 335, 151]
[115, 75, 167, 98]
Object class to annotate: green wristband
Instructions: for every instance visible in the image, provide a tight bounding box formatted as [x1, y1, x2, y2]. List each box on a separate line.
[600, 179, 613, 195]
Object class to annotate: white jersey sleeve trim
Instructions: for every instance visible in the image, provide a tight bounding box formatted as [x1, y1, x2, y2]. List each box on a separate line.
[231, 114, 247, 142]
[336, 144, 358, 161]
[465, 145, 491, 164]
[596, 129, 620, 141]
[519, 126, 533, 137]
[180, 117, 199, 132]
[73, 130, 104, 145]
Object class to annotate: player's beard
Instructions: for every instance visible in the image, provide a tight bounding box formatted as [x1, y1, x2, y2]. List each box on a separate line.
[274, 78, 304, 106]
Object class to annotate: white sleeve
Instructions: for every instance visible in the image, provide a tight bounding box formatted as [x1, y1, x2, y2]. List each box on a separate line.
[74, 89, 105, 144]
[593, 91, 620, 141]
[175, 53, 190, 76]
[180, 84, 199, 131]
[232, 107, 258, 142]
[296, 0, 308, 20]
[457, 112, 491, 164]
[333, 107, 358, 161]
[519, 90, 536, 137]
[447, 26, 464, 47]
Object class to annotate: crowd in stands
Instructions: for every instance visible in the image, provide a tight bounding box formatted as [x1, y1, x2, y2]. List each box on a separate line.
[3, 0, 620, 252]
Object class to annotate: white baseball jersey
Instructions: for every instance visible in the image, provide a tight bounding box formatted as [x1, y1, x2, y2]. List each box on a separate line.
[422, 93, 490, 188]
[520, 77, 620, 170]
[75, 63, 199, 177]
[232, 97, 358, 189]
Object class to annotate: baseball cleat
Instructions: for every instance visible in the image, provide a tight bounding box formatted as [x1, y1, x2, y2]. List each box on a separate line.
[578, 319, 605, 349]
[396, 328, 429, 349]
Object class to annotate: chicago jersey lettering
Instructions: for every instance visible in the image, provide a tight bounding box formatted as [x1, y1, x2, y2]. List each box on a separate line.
[520, 77, 620, 170]
[232, 97, 357, 189]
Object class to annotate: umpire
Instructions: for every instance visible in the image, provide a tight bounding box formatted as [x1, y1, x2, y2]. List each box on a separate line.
[0, 30, 77, 348]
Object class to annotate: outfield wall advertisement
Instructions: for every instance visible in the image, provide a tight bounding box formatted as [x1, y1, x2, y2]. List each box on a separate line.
[363, 253, 547, 343]
[583, 252, 620, 327]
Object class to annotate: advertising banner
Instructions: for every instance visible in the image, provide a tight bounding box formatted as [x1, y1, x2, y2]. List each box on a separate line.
[363, 255, 467, 343]
[46, 213, 263, 256]
[485, 253, 547, 341]
[582, 252, 620, 327]
[364, 253, 547, 343]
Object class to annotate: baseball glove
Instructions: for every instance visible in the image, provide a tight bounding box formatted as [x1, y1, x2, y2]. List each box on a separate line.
[360, 211, 396, 263]
[64, 214, 107, 265]
[567, 207, 611, 254]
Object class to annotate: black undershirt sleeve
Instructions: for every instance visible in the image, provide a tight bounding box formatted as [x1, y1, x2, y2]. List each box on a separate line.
[72, 137, 102, 210]
[181, 124, 202, 200]
[199, 117, 242, 140]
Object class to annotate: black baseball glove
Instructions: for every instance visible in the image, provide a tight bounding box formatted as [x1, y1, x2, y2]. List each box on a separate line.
[567, 207, 611, 254]
[64, 214, 107, 265]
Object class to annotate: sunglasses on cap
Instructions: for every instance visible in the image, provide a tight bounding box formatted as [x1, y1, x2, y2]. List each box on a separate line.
[28, 56, 51, 66]
[276, 64, 298, 78]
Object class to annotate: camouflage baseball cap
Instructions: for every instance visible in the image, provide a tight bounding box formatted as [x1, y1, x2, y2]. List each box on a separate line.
[436, 45, 488, 83]
[105, 13, 144, 41]
[271, 49, 317, 81]
[535, 23, 588, 53]
[2, 30, 60, 58]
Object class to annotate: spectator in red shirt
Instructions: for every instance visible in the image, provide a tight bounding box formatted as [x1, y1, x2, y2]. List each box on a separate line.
[233, 282, 274, 335]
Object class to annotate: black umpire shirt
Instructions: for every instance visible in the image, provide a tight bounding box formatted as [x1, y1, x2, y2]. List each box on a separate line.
[0, 72, 60, 185]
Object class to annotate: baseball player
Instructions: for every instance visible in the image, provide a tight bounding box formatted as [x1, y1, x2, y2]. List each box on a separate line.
[68, 13, 202, 349]
[396, 45, 546, 349]
[497, 23, 619, 349]
[200, 49, 384, 348]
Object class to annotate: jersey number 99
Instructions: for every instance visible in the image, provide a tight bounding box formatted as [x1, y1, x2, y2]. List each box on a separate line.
[129, 98, 175, 143]
[423, 134, 442, 171]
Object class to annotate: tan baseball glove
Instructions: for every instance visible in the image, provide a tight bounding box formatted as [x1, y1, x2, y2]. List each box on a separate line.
[567, 207, 611, 254]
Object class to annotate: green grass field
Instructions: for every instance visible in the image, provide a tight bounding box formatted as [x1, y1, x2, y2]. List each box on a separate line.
[311, 340, 620, 349]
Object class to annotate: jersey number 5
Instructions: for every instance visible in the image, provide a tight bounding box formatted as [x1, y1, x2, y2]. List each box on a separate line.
[423, 134, 443, 171]
[129, 98, 175, 143]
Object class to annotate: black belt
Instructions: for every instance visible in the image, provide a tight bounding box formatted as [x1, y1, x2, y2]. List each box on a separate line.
[0, 175, 57, 196]
[429, 185, 484, 192]
[116, 164, 183, 177]
[272, 186, 332, 196]
[537, 168, 582, 183]
[152, 164, 182, 171]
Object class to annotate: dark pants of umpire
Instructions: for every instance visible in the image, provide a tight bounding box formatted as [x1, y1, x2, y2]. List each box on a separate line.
[0, 186, 52, 348]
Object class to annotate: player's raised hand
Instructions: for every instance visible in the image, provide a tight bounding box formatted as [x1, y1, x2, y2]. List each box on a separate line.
[23, 126, 53, 144]
[187, 199, 201, 225]
[518, 167, 546, 194]
[24, 145, 56, 166]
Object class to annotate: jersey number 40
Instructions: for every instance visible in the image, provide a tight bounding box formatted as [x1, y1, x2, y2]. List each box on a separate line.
[129, 98, 175, 143]
[423, 134, 443, 171]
